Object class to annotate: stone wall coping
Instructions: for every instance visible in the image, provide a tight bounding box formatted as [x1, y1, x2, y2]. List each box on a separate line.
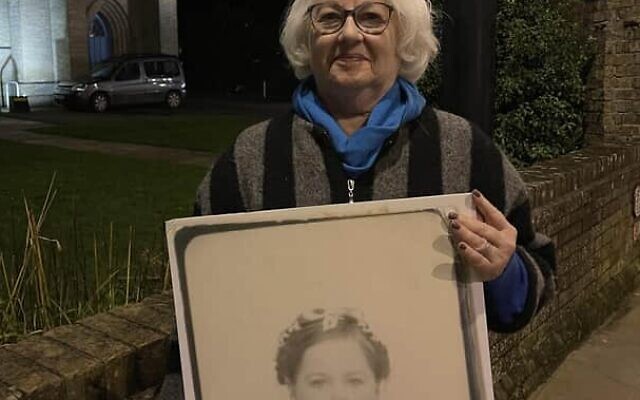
[520, 138, 640, 209]
[0, 293, 175, 400]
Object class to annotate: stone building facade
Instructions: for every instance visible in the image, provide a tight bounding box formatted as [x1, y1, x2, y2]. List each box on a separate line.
[0, 0, 178, 108]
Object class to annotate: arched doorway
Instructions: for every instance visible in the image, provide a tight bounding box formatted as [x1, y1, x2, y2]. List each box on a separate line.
[87, 0, 131, 59]
[88, 12, 113, 66]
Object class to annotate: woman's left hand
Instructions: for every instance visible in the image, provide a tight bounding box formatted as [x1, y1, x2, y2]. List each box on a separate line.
[448, 190, 518, 281]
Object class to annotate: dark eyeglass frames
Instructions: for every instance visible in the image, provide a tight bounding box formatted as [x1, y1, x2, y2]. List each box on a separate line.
[307, 2, 394, 35]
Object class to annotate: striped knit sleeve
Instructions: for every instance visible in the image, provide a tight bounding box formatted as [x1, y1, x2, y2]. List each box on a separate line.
[502, 191, 556, 332]
[193, 117, 274, 216]
[194, 148, 246, 215]
[470, 126, 556, 333]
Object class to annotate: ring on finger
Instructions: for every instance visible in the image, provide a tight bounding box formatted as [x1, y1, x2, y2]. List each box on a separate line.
[474, 238, 491, 253]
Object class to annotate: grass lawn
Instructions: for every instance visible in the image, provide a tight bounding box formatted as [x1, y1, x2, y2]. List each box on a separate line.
[28, 113, 262, 153]
[0, 140, 207, 341]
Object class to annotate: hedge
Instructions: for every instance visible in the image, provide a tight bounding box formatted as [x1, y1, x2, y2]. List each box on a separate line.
[419, 0, 593, 166]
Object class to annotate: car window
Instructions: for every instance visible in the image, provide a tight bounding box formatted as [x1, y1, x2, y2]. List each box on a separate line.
[143, 60, 180, 78]
[91, 62, 116, 80]
[115, 62, 141, 81]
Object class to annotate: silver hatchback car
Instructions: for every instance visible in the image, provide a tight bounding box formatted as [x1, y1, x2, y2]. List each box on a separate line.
[55, 54, 187, 112]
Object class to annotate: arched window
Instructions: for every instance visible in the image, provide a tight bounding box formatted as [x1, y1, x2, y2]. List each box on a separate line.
[0, 56, 18, 109]
[88, 12, 113, 66]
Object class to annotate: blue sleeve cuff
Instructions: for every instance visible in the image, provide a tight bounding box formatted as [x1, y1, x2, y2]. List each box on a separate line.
[483, 251, 529, 327]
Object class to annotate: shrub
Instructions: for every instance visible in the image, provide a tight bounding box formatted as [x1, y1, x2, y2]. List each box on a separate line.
[494, 0, 592, 166]
[419, 0, 593, 166]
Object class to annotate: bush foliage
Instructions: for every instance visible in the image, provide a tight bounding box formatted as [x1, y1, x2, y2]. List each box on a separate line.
[420, 0, 593, 166]
[494, 0, 592, 165]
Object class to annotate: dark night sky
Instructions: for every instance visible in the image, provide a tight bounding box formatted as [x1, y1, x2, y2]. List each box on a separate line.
[177, 0, 298, 99]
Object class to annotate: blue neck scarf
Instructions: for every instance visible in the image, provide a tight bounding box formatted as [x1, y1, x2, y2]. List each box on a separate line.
[293, 77, 426, 177]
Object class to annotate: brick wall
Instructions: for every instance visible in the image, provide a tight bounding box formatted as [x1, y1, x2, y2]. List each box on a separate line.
[158, 0, 178, 56]
[491, 140, 640, 399]
[127, 0, 159, 54]
[0, 294, 175, 400]
[583, 0, 640, 140]
[50, 0, 71, 82]
[67, 0, 89, 80]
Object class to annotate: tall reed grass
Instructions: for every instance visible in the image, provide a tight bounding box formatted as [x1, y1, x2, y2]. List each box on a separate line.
[0, 174, 170, 344]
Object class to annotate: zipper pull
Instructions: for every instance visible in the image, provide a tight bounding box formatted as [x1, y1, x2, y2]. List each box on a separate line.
[347, 179, 355, 204]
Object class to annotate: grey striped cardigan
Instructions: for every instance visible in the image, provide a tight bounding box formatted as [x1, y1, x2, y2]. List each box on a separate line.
[193, 107, 555, 332]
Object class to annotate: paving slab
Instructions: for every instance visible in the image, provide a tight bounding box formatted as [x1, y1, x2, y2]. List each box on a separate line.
[109, 301, 175, 336]
[0, 117, 47, 130]
[0, 129, 214, 167]
[529, 291, 640, 399]
[530, 357, 639, 400]
[0, 348, 64, 400]
[127, 386, 157, 400]
[0, 116, 216, 167]
[44, 323, 136, 399]
[78, 313, 168, 390]
[139, 292, 175, 312]
[5, 337, 103, 400]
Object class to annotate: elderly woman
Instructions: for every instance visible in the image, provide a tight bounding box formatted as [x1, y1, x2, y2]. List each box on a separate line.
[276, 308, 390, 400]
[157, 0, 555, 398]
[196, 0, 554, 326]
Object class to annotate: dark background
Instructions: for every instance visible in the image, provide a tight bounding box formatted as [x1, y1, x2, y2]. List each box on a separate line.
[440, 0, 496, 135]
[177, 0, 496, 135]
[177, 0, 298, 100]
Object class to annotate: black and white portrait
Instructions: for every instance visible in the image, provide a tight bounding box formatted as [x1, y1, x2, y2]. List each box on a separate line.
[166, 194, 493, 399]
[276, 308, 389, 400]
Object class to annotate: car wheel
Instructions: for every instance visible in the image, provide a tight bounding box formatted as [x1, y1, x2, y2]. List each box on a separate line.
[90, 92, 109, 113]
[165, 91, 182, 109]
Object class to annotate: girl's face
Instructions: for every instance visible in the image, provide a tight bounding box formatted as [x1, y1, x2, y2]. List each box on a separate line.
[289, 336, 381, 400]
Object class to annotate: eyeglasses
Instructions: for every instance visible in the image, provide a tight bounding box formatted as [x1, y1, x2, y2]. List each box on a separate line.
[307, 2, 394, 36]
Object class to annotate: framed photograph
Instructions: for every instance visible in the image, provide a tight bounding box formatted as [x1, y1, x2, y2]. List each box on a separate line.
[166, 194, 494, 400]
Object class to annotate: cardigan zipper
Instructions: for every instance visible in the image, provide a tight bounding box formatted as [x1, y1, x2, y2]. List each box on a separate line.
[347, 179, 355, 204]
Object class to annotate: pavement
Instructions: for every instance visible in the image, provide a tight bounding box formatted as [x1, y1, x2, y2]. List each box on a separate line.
[0, 112, 215, 168]
[0, 97, 291, 166]
[2, 108, 640, 399]
[528, 288, 640, 400]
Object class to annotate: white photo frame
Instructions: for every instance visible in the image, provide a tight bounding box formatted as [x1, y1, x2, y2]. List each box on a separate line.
[166, 194, 494, 400]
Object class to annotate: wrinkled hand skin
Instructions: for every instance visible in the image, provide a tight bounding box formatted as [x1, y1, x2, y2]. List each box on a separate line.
[448, 190, 518, 281]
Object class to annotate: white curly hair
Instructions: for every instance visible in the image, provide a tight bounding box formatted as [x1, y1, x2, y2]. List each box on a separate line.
[280, 0, 439, 83]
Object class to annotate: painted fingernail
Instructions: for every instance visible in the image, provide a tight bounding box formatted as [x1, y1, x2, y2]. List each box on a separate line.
[451, 220, 460, 230]
[459, 242, 467, 250]
[472, 189, 482, 198]
[448, 211, 458, 219]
